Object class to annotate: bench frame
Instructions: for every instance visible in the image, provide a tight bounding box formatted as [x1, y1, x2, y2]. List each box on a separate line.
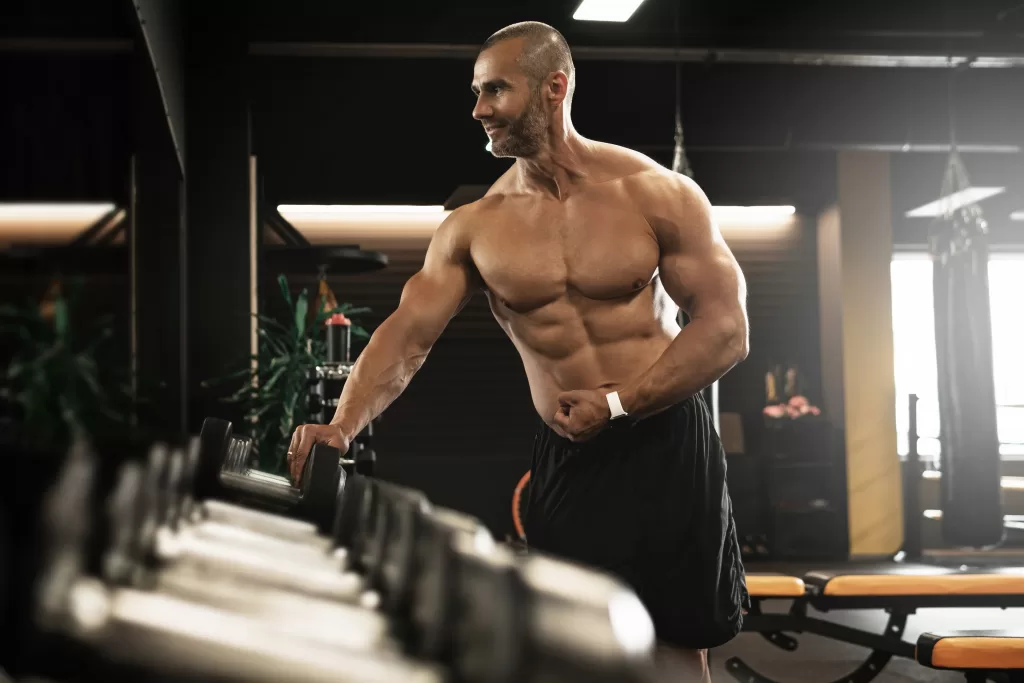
[729, 590, 1024, 683]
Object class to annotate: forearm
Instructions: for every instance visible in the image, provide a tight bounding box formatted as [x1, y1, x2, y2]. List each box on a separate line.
[329, 315, 430, 441]
[619, 316, 747, 420]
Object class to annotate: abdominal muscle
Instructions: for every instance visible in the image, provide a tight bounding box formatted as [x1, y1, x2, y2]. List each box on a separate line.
[489, 289, 681, 426]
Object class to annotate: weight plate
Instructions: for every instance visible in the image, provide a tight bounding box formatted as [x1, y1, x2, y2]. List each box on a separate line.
[197, 418, 233, 501]
[164, 446, 185, 530]
[136, 444, 170, 571]
[177, 436, 201, 528]
[302, 443, 343, 534]
[332, 474, 367, 550]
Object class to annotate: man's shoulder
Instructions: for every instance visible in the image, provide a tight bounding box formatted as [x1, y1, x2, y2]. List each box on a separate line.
[436, 195, 504, 242]
[589, 143, 712, 241]
[591, 140, 662, 177]
[589, 141, 696, 195]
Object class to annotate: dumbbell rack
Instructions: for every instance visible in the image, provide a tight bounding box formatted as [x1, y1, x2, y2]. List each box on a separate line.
[308, 363, 379, 468]
[5, 434, 663, 683]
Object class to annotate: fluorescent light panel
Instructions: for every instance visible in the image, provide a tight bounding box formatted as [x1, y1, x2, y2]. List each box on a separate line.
[0, 202, 116, 221]
[905, 187, 1005, 218]
[279, 204, 795, 222]
[1011, 210, 1024, 221]
[713, 205, 796, 220]
[573, 0, 647, 22]
[0, 202, 121, 246]
[277, 204, 445, 217]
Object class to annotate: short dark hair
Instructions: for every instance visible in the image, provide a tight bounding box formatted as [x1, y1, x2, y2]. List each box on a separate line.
[480, 21, 576, 104]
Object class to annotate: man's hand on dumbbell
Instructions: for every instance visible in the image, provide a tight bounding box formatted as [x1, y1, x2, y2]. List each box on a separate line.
[287, 424, 350, 485]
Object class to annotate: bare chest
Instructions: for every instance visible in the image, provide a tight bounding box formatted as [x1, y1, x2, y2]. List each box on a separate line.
[471, 197, 659, 313]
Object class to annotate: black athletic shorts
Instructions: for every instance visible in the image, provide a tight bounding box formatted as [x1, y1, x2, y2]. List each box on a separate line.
[523, 393, 749, 650]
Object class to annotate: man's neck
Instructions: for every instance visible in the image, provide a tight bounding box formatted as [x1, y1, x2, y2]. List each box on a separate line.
[515, 125, 590, 201]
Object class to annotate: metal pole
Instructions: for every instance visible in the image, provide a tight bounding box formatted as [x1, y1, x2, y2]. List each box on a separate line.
[902, 393, 922, 562]
[248, 41, 1024, 68]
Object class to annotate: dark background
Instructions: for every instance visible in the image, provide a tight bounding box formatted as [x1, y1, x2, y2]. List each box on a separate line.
[2, 0, 1023, 538]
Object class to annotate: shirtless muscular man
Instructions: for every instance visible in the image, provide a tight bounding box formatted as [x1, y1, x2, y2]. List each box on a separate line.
[288, 21, 750, 681]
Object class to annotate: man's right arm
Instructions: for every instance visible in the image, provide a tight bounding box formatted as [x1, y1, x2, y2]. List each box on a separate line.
[331, 208, 477, 440]
[287, 207, 477, 480]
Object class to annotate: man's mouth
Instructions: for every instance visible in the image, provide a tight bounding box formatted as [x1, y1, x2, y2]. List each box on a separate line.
[484, 125, 506, 136]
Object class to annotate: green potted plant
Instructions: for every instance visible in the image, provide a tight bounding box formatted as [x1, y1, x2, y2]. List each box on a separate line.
[203, 274, 370, 474]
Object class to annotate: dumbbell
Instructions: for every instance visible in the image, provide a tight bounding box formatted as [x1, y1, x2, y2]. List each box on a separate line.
[100, 443, 658, 683]
[201, 416, 376, 481]
[105, 446, 364, 601]
[26, 449, 448, 683]
[143, 441, 376, 586]
[96, 450, 427, 657]
[195, 417, 347, 534]
[153, 433, 335, 552]
[371, 498, 658, 683]
[101, 448, 509, 665]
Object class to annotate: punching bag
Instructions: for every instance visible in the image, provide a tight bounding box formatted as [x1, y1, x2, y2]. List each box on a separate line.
[929, 152, 1004, 548]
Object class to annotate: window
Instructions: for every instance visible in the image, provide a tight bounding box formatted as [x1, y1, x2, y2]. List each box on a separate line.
[989, 256, 1024, 455]
[891, 252, 1024, 460]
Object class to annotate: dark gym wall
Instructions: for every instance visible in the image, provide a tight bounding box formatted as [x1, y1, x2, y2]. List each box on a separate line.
[718, 218, 823, 420]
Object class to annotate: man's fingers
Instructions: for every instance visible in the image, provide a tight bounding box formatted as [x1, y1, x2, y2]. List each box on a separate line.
[288, 425, 353, 484]
[288, 426, 310, 484]
[552, 409, 573, 436]
[286, 429, 300, 476]
[557, 391, 580, 407]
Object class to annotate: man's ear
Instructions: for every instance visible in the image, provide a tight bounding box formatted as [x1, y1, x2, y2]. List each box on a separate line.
[546, 71, 570, 107]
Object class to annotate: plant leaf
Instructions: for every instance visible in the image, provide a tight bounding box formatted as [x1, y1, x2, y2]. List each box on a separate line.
[254, 312, 291, 335]
[277, 274, 293, 309]
[294, 290, 308, 339]
[258, 328, 289, 357]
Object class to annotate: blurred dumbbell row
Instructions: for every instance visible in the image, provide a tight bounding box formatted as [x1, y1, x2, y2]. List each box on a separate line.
[3, 420, 660, 683]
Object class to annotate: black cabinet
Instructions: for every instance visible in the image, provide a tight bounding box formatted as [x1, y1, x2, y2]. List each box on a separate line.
[764, 419, 849, 561]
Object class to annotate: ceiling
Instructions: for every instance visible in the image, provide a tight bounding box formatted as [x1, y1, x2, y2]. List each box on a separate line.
[2, 0, 1023, 237]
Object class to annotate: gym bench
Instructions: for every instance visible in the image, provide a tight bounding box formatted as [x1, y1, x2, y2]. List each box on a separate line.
[916, 630, 1024, 682]
[731, 565, 1024, 683]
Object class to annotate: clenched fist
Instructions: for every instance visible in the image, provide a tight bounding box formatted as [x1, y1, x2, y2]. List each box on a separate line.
[287, 423, 350, 484]
[551, 390, 612, 442]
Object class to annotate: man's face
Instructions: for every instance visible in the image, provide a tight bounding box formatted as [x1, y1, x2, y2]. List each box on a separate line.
[472, 40, 547, 158]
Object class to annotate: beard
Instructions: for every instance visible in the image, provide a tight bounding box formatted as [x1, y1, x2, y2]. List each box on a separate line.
[489, 91, 547, 158]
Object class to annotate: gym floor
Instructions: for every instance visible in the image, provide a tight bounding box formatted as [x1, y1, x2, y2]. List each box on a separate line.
[710, 556, 1024, 682]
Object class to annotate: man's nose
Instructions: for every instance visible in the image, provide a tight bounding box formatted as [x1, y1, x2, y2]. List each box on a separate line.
[472, 98, 493, 121]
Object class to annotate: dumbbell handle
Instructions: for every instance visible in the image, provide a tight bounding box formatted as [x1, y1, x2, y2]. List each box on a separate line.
[245, 470, 293, 486]
[219, 471, 301, 507]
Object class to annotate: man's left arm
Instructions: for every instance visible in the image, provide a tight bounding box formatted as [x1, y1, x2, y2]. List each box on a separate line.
[617, 172, 749, 420]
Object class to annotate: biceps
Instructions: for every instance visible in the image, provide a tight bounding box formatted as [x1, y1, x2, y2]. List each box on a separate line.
[660, 242, 746, 322]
